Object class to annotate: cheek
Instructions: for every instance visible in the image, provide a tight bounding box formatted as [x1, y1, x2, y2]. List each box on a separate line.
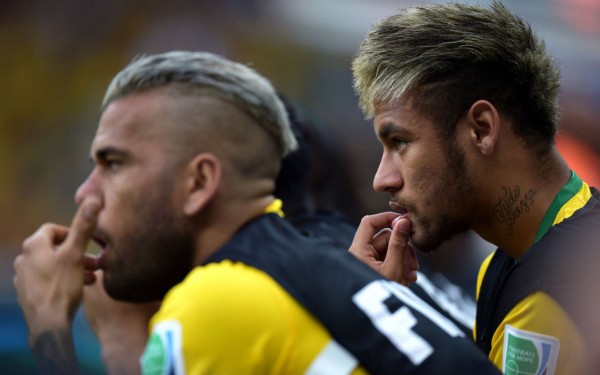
[100, 188, 140, 235]
[410, 164, 459, 217]
[407, 164, 438, 197]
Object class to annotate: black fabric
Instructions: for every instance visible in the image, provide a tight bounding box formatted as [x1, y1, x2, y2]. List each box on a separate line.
[287, 211, 478, 338]
[475, 188, 600, 359]
[204, 214, 500, 374]
[410, 276, 476, 338]
[286, 210, 357, 249]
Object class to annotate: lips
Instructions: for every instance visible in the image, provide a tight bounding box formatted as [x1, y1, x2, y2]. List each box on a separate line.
[91, 232, 109, 268]
[389, 201, 408, 215]
[92, 234, 107, 249]
[391, 212, 409, 228]
[390, 200, 410, 230]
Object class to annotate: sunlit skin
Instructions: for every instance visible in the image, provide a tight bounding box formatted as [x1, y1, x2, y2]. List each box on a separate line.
[372, 97, 475, 254]
[74, 88, 280, 303]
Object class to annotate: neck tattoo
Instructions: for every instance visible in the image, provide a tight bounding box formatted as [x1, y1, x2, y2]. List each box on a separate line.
[492, 185, 537, 236]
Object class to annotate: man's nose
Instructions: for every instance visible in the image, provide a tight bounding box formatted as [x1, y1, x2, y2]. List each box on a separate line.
[373, 155, 403, 193]
[75, 171, 99, 206]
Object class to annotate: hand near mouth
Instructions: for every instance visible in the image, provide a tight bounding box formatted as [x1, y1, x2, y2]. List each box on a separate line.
[348, 212, 419, 286]
[13, 198, 101, 374]
[14, 198, 101, 335]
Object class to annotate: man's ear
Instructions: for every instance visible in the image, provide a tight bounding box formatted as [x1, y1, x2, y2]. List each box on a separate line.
[467, 100, 501, 155]
[182, 153, 221, 216]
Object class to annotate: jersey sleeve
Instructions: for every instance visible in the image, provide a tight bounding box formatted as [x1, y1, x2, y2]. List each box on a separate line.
[139, 261, 367, 375]
[141, 261, 299, 374]
[488, 291, 589, 374]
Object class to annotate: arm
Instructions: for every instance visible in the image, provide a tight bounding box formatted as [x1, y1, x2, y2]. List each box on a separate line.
[489, 293, 588, 374]
[30, 329, 79, 375]
[13, 199, 100, 375]
[348, 212, 417, 285]
[83, 271, 160, 375]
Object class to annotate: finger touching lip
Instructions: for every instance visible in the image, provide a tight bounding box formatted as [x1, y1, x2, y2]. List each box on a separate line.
[391, 212, 409, 229]
[391, 215, 418, 284]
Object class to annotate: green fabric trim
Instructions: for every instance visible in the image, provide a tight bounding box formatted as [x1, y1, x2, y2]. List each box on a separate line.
[534, 171, 582, 243]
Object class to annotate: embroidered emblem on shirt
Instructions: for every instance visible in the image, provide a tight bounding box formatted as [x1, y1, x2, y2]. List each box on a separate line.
[141, 320, 185, 375]
[503, 324, 560, 375]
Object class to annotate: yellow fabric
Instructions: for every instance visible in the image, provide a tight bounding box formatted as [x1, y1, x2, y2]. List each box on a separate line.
[488, 292, 588, 374]
[476, 181, 593, 373]
[552, 182, 591, 225]
[149, 261, 367, 374]
[264, 198, 285, 217]
[473, 251, 495, 341]
[475, 252, 495, 304]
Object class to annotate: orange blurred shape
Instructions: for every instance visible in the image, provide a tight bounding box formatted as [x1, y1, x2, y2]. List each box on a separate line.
[557, 0, 600, 34]
[556, 132, 600, 188]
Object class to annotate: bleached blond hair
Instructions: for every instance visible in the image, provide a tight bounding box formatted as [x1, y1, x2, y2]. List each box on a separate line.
[352, 2, 560, 154]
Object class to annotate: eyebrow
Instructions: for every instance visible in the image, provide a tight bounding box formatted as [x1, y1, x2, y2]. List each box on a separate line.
[91, 147, 129, 163]
[377, 122, 403, 139]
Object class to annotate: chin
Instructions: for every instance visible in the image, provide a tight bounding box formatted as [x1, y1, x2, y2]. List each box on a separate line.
[410, 229, 447, 255]
[103, 275, 159, 302]
[106, 284, 166, 303]
[412, 241, 438, 255]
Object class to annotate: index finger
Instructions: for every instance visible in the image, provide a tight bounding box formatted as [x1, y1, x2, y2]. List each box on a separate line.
[60, 198, 101, 253]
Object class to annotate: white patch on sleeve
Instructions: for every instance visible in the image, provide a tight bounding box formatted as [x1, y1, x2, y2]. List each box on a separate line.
[502, 324, 560, 375]
[304, 340, 358, 375]
[140, 320, 186, 375]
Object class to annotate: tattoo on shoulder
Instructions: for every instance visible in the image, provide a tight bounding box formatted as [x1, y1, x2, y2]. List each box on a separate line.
[492, 185, 537, 235]
[32, 329, 80, 375]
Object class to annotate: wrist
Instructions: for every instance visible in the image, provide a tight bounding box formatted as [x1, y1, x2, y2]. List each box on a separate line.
[31, 327, 79, 375]
[28, 314, 71, 347]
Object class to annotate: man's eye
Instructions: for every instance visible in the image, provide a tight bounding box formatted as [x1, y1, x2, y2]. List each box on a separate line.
[394, 139, 408, 150]
[105, 160, 122, 170]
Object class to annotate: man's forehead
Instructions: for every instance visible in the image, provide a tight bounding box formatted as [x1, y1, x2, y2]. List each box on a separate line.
[373, 93, 418, 114]
[98, 92, 167, 135]
[91, 93, 167, 154]
[372, 95, 438, 139]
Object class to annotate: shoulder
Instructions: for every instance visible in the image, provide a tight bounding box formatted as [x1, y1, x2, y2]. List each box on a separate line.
[155, 260, 294, 325]
[146, 261, 336, 374]
[489, 291, 589, 374]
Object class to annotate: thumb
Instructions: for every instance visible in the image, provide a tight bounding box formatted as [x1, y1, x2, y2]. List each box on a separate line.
[381, 217, 412, 283]
[62, 198, 100, 253]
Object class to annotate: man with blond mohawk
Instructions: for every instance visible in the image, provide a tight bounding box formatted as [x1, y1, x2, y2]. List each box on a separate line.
[350, 2, 600, 374]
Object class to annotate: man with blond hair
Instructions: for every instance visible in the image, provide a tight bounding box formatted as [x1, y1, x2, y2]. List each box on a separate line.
[350, 2, 600, 374]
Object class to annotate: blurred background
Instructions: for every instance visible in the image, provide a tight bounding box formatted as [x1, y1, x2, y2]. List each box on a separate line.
[1, 0, 599, 372]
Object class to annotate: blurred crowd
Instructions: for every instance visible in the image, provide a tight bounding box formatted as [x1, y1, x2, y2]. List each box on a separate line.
[1, 0, 599, 372]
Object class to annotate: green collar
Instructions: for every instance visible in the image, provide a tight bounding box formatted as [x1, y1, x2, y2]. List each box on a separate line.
[534, 171, 582, 243]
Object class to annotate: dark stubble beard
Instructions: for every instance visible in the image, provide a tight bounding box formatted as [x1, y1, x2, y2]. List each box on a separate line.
[103, 178, 195, 303]
[412, 139, 473, 254]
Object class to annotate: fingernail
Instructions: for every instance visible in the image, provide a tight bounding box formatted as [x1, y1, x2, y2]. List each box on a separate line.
[394, 217, 411, 235]
[391, 213, 409, 229]
[84, 202, 99, 220]
[391, 216, 401, 228]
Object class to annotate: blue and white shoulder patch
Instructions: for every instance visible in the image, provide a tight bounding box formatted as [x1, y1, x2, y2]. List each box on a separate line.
[141, 320, 185, 375]
[502, 324, 560, 375]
